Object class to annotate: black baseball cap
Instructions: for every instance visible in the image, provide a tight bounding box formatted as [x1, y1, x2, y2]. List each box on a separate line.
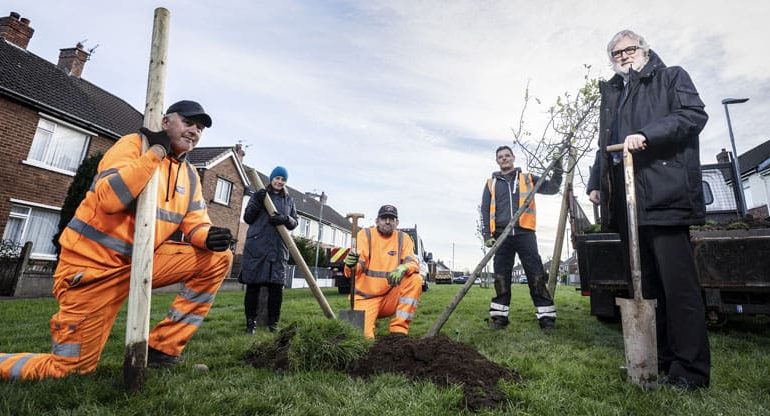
[166, 100, 212, 128]
[377, 204, 398, 219]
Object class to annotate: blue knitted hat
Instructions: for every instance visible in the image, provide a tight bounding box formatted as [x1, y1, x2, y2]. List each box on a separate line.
[270, 166, 288, 181]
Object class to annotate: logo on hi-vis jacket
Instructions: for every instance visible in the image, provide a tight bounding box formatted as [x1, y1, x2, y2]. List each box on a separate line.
[387, 250, 397, 256]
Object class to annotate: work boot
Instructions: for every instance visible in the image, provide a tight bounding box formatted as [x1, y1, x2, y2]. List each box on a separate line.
[488, 317, 508, 330]
[538, 317, 556, 331]
[246, 318, 257, 335]
[147, 347, 182, 368]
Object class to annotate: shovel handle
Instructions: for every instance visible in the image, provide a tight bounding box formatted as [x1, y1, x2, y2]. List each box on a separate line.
[606, 144, 624, 152]
[346, 213, 364, 310]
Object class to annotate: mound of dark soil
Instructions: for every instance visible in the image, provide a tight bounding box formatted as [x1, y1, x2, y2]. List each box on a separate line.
[348, 334, 521, 411]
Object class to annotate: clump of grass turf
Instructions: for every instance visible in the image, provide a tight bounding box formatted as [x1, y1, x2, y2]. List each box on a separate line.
[244, 320, 371, 372]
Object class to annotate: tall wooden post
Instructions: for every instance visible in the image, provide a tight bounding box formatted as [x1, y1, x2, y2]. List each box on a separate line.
[548, 146, 577, 297]
[124, 7, 169, 393]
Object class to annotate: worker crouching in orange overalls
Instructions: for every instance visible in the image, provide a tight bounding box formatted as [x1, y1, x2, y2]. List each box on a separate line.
[1, 101, 233, 381]
[343, 205, 423, 339]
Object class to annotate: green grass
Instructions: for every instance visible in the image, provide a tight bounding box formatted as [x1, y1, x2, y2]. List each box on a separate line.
[1, 284, 770, 415]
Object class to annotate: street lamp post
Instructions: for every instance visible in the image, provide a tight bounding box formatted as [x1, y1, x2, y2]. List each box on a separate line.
[722, 97, 749, 217]
[305, 191, 327, 274]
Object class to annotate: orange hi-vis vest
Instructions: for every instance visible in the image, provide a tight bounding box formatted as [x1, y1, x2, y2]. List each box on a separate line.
[58, 133, 213, 275]
[345, 227, 419, 298]
[487, 172, 537, 233]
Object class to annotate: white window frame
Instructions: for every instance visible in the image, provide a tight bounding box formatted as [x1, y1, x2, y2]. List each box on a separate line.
[300, 217, 310, 238]
[23, 113, 93, 176]
[213, 177, 233, 205]
[3, 199, 62, 261]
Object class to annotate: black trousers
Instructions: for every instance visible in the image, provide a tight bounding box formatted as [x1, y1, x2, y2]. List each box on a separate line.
[244, 283, 284, 327]
[610, 163, 710, 385]
[490, 232, 554, 323]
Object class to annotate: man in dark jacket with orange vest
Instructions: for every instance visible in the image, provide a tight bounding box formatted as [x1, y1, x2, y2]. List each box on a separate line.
[1, 100, 234, 381]
[587, 30, 710, 390]
[481, 145, 561, 331]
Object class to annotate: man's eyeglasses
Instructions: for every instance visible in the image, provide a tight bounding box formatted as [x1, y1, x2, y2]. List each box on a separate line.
[611, 45, 640, 59]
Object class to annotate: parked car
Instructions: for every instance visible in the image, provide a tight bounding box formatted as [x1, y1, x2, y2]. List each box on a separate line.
[452, 275, 470, 284]
[519, 277, 528, 284]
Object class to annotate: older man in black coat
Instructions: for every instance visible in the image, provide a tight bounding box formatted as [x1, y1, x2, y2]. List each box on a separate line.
[587, 29, 710, 390]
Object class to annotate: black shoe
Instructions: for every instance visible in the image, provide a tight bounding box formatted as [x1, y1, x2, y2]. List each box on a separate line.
[147, 347, 182, 368]
[246, 318, 257, 335]
[488, 318, 508, 330]
[539, 317, 556, 331]
[659, 375, 706, 391]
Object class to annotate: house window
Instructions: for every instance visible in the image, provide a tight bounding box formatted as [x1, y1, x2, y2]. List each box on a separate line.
[299, 217, 310, 238]
[26, 116, 90, 174]
[2, 203, 60, 260]
[214, 178, 232, 205]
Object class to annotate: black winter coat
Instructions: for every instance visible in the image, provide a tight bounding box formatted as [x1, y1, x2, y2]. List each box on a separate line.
[587, 50, 708, 228]
[240, 186, 298, 285]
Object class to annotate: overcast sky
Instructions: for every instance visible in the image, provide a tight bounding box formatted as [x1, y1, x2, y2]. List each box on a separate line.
[7, 0, 770, 271]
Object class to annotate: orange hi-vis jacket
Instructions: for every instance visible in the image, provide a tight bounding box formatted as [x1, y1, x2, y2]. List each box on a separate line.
[486, 172, 537, 234]
[57, 133, 212, 285]
[345, 227, 419, 298]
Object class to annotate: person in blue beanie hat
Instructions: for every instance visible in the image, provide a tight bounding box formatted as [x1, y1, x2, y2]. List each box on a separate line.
[240, 165, 297, 333]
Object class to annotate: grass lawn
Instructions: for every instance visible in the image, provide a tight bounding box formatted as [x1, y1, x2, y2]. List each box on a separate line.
[1, 283, 769, 415]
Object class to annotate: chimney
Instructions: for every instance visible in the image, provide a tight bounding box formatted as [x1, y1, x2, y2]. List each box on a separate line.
[0, 12, 35, 49]
[57, 42, 91, 78]
[234, 144, 246, 161]
[716, 148, 730, 164]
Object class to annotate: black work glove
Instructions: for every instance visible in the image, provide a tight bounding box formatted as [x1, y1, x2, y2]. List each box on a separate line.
[139, 127, 171, 156]
[268, 214, 289, 226]
[205, 226, 232, 252]
[253, 188, 267, 205]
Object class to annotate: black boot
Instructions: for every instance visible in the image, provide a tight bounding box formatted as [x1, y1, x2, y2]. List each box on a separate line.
[246, 317, 256, 335]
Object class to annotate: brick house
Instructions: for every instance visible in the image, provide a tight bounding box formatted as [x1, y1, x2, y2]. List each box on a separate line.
[0, 12, 143, 262]
[185, 146, 249, 250]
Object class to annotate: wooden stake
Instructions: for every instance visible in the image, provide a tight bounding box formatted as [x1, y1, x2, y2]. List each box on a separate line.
[244, 168, 336, 319]
[124, 7, 169, 393]
[547, 146, 577, 297]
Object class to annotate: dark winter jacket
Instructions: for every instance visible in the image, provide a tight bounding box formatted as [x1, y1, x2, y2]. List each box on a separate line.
[240, 186, 298, 285]
[587, 50, 708, 228]
[480, 165, 562, 240]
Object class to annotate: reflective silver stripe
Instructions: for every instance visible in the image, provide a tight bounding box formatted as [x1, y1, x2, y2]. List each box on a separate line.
[397, 231, 403, 261]
[490, 310, 508, 317]
[490, 302, 509, 312]
[90, 168, 119, 192]
[536, 305, 556, 313]
[157, 208, 184, 224]
[399, 297, 418, 306]
[52, 342, 81, 357]
[189, 200, 205, 211]
[186, 162, 198, 212]
[108, 173, 135, 208]
[10, 354, 34, 380]
[404, 255, 417, 264]
[179, 286, 214, 304]
[166, 308, 204, 327]
[67, 217, 133, 257]
[396, 310, 413, 320]
[0, 354, 11, 364]
[361, 269, 390, 278]
[536, 311, 557, 319]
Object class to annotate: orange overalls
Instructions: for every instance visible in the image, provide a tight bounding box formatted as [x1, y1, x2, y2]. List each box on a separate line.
[0, 133, 232, 381]
[344, 227, 423, 338]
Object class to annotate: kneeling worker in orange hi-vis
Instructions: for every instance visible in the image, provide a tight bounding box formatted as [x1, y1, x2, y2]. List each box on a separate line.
[1, 100, 234, 381]
[343, 204, 423, 339]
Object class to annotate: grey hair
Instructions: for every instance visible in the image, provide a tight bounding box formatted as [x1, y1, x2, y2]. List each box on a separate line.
[607, 30, 650, 61]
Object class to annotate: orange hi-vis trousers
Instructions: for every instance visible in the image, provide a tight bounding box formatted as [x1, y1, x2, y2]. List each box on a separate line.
[355, 272, 423, 339]
[0, 242, 232, 381]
